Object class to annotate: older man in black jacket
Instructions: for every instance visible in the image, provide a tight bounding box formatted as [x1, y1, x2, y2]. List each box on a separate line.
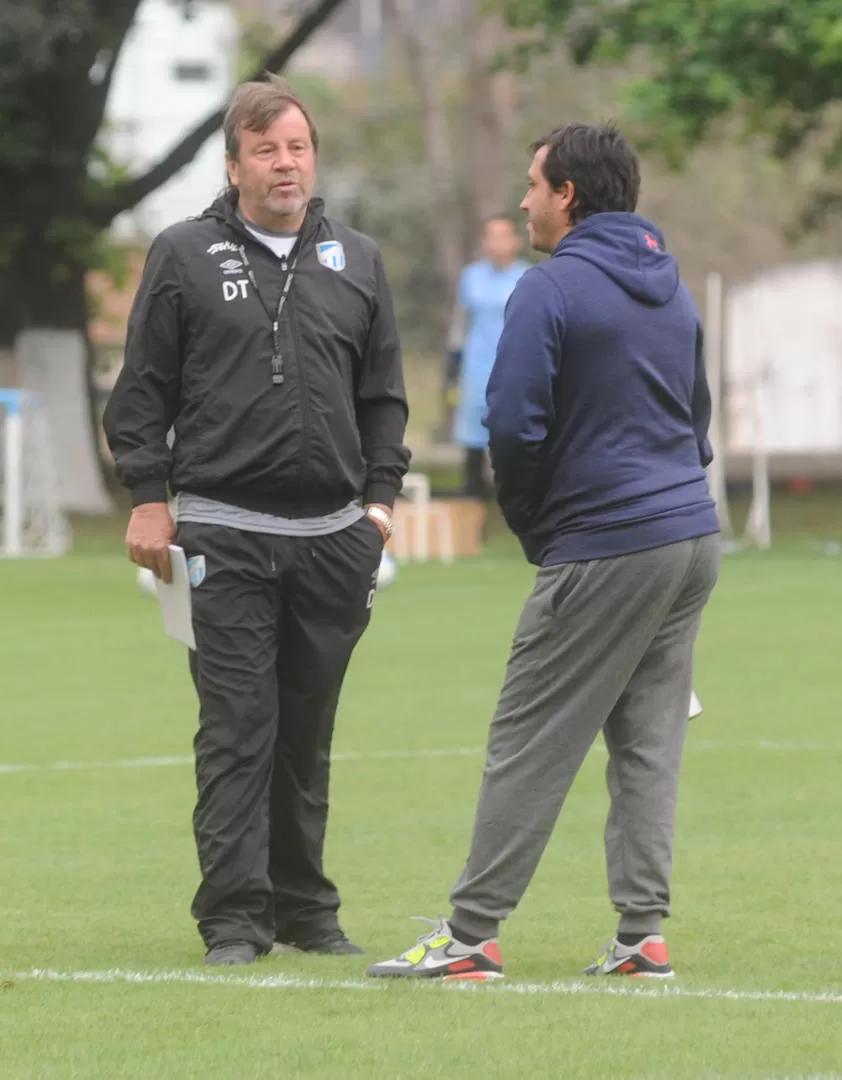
[104, 76, 410, 966]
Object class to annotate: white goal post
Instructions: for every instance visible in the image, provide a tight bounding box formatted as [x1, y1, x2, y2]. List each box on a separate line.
[0, 389, 71, 557]
[706, 270, 772, 550]
[703, 271, 734, 540]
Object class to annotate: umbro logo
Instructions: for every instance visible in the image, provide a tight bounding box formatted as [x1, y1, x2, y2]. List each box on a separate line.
[219, 258, 244, 275]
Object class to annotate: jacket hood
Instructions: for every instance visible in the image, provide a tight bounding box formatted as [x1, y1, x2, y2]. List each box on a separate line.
[553, 212, 679, 306]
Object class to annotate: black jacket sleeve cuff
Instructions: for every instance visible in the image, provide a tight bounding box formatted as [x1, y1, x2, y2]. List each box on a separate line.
[363, 480, 400, 510]
[131, 481, 170, 507]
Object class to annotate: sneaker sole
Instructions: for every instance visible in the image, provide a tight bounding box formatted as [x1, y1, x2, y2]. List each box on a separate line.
[442, 970, 504, 983]
[583, 967, 675, 978]
[366, 967, 504, 981]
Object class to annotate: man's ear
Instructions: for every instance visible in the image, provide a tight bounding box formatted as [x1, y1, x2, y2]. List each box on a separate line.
[225, 153, 238, 187]
[556, 181, 576, 212]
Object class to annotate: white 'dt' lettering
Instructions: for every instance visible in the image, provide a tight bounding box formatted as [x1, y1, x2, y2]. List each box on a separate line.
[222, 279, 249, 302]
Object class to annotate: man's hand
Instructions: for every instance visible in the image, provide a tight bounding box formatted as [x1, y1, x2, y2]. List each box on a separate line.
[364, 503, 392, 543]
[126, 502, 176, 583]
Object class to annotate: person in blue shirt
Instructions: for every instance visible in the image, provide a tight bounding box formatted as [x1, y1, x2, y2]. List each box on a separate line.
[449, 215, 528, 497]
[368, 123, 720, 983]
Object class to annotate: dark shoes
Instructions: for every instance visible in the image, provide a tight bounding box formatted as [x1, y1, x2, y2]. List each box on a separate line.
[204, 941, 262, 966]
[204, 928, 363, 965]
[272, 928, 364, 956]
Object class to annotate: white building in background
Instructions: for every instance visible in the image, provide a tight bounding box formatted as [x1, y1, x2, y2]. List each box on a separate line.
[104, 0, 238, 239]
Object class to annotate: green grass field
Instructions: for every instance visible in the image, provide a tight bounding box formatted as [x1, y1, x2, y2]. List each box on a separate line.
[2, 522, 842, 1079]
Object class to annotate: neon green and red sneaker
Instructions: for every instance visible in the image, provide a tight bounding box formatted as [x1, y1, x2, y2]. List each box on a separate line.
[366, 918, 503, 982]
[583, 935, 674, 978]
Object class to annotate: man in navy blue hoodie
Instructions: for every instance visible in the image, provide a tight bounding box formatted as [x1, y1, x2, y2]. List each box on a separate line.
[368, 123, 720, 982]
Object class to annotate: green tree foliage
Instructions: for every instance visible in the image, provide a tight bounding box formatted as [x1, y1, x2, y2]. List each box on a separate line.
[502, 1, 842, 184]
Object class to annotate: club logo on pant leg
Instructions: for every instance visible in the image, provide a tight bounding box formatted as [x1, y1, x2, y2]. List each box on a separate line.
[187, 555, 206, 588]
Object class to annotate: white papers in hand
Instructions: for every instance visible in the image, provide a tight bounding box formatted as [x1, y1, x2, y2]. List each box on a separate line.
[154, 545, 196, 650]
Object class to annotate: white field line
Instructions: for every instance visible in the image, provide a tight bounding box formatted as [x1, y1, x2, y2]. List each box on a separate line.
[0, 756, 194, 775]
[0, 747, 484, 776]
[9, 968, 842, 1006]
[1, 740, 841, 777]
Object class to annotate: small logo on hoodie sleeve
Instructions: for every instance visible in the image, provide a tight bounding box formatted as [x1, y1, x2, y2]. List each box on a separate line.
[644, 233, 660, 251]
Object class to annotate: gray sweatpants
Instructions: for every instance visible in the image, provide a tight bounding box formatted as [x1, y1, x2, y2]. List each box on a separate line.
[450, 534, 720, 940]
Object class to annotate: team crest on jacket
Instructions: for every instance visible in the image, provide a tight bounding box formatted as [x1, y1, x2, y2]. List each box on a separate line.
[187, 555, 206, 588]
[316, 241, 345, 272]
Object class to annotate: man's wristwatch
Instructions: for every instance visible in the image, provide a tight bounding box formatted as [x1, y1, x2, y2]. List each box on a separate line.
[364, 505, 394, 540]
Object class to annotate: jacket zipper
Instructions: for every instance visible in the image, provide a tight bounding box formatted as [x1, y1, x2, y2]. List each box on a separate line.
[285, 289, 312, 484]
[230, 217, 315, 481]
[272, 255, 293, 385]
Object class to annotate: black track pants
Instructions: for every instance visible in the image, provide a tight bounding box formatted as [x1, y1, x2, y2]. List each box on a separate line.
[177, 517, 383, 952]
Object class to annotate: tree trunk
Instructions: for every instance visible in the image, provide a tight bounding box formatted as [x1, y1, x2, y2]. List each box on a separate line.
[391, 0, 465, 340]
[14, 248, 113, 514]
[0, 273, 19, 387]
[461, 3, 519, 242]
[0, 350, 17, 389]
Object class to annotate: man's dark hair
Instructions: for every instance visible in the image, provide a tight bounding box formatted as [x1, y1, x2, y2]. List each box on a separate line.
[224, 73, 319, 161]
[530, 123, 640, 225]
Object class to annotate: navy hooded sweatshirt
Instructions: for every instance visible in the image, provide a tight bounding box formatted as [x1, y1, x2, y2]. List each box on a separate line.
[485, 212, 720, 567]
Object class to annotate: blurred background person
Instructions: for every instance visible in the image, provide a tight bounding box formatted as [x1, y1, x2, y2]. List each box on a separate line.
[450, 215, 529, 499]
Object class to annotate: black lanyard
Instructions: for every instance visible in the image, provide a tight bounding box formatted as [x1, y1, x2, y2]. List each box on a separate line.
[238, 244, 297, 386]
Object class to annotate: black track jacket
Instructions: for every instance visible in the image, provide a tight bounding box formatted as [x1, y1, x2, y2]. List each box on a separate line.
[103, 192, 410, 514]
